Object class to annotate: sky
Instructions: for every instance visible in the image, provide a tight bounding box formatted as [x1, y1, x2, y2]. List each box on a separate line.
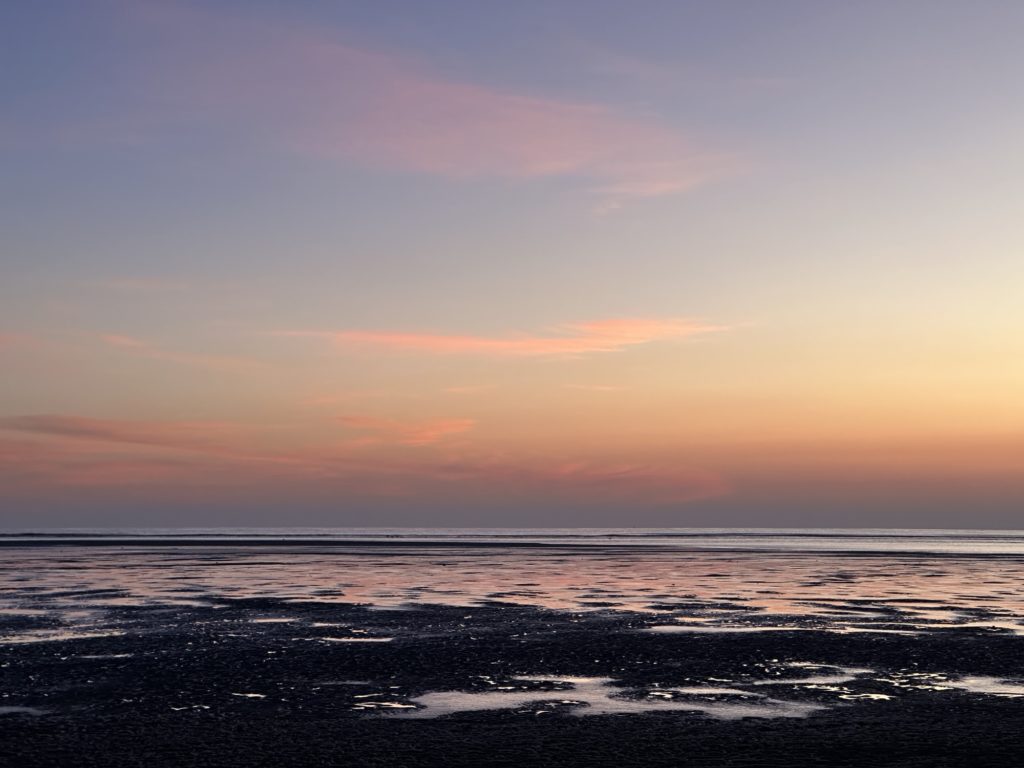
[2, 1, 1023, 528]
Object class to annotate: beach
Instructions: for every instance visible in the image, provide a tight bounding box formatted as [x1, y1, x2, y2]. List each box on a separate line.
[2, 530, 1024, 766]
[7, 2, 1023, 763]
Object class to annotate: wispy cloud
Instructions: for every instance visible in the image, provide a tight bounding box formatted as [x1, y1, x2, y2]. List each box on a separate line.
[424, 456, 729, 505]
[89, 277, 188, 293]
[0, 333, 27, 349]
[281, 317, 723, 358]
[442, 385, 492, 395]
[300, 391, 395, 407]
[0, 413, 726, 504]
[338, 415, 476, 447]
[98, 333, 254, 372]
[0, 414, 246, 455]
[63, 2, 733, 210]
[0, 332, 46, 352]
[100, 334, 149, 349]
[564, 384, 625, 392]
[0, 436, 182, 489]
[542, 460, 727, 503]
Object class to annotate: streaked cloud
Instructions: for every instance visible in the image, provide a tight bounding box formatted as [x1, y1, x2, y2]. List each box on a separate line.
[338, 415, 476, 447]
[88, 2, 732, 209]
[300, 391, 395, 407]
[0, 333, 25, 349]
[0, 414, 246, 455]
[0, 412, 720, 504]
[0, 418, 725, 506]
[282, 317, 723, 358]
[0, 332, 42, 351]
[100, 334, 149, 349]
[89, 277, 188, 293]
[425, 456, 729, 505]
[98, 333, 254, 372]
[0, 434, 264, 492]
[442, 385, 492, 395]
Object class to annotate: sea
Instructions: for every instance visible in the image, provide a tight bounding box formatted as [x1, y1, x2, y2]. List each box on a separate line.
[3, 528, 1024, 642]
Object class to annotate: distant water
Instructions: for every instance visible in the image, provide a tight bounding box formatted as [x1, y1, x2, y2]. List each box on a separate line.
[4, 528, 1024, 644]
[4, 528, 1024, 555]
[5, 527, 1024, 724]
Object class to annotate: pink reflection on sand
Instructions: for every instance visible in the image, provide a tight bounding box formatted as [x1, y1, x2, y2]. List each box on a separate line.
[3, 547, 1024, 641]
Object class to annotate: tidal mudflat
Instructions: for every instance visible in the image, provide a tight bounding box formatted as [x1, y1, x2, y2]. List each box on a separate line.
[3, 531, 1024, 766]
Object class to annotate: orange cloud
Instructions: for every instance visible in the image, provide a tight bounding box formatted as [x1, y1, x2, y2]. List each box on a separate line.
[283, 317, 723, 357]
[338, 415, 476, 447]
[105, 2, 733, 209]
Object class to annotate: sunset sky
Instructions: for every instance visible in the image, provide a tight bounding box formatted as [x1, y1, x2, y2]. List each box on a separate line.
[2, 1, 1023, 527]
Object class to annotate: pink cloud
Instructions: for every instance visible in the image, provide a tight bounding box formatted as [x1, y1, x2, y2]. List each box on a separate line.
[300, 391, 394, 407]
[101, 334, 148, 349]
[0, 434, 259, 492]
[564, 384, 625, 392]
[544, 460, 727, 503]
[43, 458, 190, 488]
[98, 333, 254, 372]
[282, 317, 723, 358]
[90, 277, 188, 292]
[0, 414, 244, 454]
[420, 456, 729, 505]
[105, 2, 733, 209]
[325, 66, 730, 209]
[0, 332, 40, 351]
[338, 415, 476, 447]
[0, 412, 727, 505]
[442, 385, 492, 395]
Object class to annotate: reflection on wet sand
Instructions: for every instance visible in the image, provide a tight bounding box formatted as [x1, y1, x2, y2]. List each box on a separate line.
[3, 543, 1024, 722]
[0, 707, 47, 716]
[3, 546, 1024, 645]
[397, 676, 825, 720]
[0, 629, 127, 644]
[372, 664, 1024, 718]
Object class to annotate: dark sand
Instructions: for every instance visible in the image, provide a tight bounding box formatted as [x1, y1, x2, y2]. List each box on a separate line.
[3, 594, 1024, 767]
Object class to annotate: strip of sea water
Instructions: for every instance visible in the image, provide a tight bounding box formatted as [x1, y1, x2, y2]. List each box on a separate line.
[2, 529, 1024, 640]
[3, 528, 1024, 725]
[5, 527, 1024, 553]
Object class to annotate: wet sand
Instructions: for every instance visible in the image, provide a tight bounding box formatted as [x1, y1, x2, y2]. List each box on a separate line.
[3, 542, 1024, 766]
